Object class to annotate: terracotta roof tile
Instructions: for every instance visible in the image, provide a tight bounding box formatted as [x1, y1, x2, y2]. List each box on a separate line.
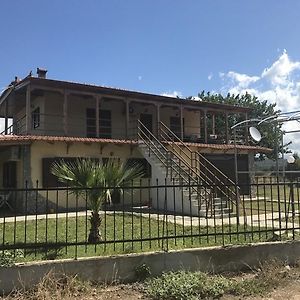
[0, 135, 137, 145]
[0, 135, 271, 153]
[163, 141, 271, 153]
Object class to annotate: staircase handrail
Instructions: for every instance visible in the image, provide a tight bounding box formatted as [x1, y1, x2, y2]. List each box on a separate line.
[159, 122, 236, 186]
[137, 120, 196, 183]
[159, 125, 235, 201]
[158, 122, 240, 204]
[137, 120, 209, 202]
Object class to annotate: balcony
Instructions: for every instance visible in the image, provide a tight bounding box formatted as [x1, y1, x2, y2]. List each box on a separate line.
[0, 113, 249, 146]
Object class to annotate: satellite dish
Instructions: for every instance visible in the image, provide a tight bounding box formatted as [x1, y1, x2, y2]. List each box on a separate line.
[287, 156, 295, 164]
[249, 126, 262, 142]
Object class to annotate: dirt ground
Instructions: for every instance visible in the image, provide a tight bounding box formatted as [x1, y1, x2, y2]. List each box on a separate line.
[223, 280, 300, 300]
[62, 280, 300, 300]
[3, 266, 300, 300]
[91, 277, 300, 300]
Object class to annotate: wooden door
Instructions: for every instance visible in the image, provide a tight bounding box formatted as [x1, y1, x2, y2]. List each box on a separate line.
[140, 113, 153, 134]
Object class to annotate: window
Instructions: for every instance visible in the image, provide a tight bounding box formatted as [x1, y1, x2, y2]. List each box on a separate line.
[42, 157, 102, 188]
[99, 110, 111, 138]
[86, 108, 96, 138]
[126, 158, 151, 178]
[86, 109, 112, 138]
[32, 107, 40, 129]
[42, 157, 77, 187]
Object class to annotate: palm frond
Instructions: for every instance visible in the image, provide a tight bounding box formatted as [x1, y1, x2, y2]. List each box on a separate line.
[51, 157, 144, 212]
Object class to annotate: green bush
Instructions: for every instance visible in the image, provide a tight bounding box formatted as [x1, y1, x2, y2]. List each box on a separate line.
[144, 262, 290, 299]
[145, 271, 229, 299]
[0, 250, 23, 267]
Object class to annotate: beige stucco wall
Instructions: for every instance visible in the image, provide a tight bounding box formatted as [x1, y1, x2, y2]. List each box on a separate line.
[13, 90, 206, 140]
[184, 110, 201, 137]
[160, 106, 202, 138]
[29, 141, 150, 209]
[43, 92, 64, 136]
[160, 106, 179, 129]
[66, 95, 93, 137]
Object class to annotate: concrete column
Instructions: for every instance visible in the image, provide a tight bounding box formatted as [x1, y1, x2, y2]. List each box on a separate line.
[204, 110, 208, 143]
[125, 99, 130, 139]
[212, 113, 216, 135]
[25, 85, 31, 134]
[156, 104, 160, 137]
[199, 110, 201, 139]
[63, 91, 68, 136]
[96, 96, 100, 138]
[225, 112, 229, 144]
[4, 99, 8, 134]
[180, 105, 184, 140]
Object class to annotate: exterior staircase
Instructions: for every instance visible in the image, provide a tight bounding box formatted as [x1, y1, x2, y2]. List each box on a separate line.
[137, 120, 239, 218]
[158, 121, 240, 218]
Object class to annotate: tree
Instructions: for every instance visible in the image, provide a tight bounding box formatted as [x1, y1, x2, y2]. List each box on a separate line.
[189, 91, 290, 159]
[51, 158, 144, 243]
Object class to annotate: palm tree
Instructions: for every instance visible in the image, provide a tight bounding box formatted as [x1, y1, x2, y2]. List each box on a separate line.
[51, 158, 144, 243]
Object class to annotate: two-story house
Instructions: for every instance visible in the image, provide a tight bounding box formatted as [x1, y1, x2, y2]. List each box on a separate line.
[0, 69, 270, 215]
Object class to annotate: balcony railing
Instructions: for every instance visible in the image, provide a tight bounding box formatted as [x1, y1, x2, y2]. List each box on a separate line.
[0, 114, 249, 145]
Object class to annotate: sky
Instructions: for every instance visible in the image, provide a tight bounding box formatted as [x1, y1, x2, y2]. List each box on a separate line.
[1, 1, 300, 153]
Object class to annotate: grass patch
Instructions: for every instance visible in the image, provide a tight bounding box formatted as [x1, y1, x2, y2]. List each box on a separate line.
[241, 199, 300, 217]
[0, 213, 278, 262]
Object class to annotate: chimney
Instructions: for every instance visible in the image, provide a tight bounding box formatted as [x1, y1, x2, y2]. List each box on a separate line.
[37, 67, 47, 79]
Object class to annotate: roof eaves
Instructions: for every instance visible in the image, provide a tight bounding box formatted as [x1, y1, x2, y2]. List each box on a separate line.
[28, 77, 252, 113]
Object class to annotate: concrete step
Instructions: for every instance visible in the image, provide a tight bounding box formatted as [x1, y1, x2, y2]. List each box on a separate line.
[214, 203, 229, 209]
[213, 207, 232, 214]
[213, 213, 236, 219]
[212, 198, 228, 206]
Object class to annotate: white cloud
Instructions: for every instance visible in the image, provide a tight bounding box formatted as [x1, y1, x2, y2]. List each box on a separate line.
[227, 71, 260, 89]
[161, 91, 183, 98]
[219, 50, 300, 153]
[208, 73, 213, 81]
[138, 75, 142, 81]
[262, 50, 300, 86]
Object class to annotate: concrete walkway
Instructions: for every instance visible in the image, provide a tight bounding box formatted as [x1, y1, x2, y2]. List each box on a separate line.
[1, 210, 299, 232]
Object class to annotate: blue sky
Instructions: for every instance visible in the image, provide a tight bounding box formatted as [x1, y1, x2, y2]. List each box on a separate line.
[1, 1, 300, 150]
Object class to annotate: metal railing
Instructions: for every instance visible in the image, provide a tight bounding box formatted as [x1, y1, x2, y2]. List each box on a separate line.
[158, 122, 240, 211]
[0, 114, 249, 146]
[137, 120, 211, 207]
[0, 177, 300, 261]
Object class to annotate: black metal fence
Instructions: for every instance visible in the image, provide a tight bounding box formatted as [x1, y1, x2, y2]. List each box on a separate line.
[1, 177, 300, 262]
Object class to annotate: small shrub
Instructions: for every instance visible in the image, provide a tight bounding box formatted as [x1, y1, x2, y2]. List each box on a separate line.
[0, 250, 23, 267]
[145, 271, 229, 299]
[144, 261, 292, 299]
